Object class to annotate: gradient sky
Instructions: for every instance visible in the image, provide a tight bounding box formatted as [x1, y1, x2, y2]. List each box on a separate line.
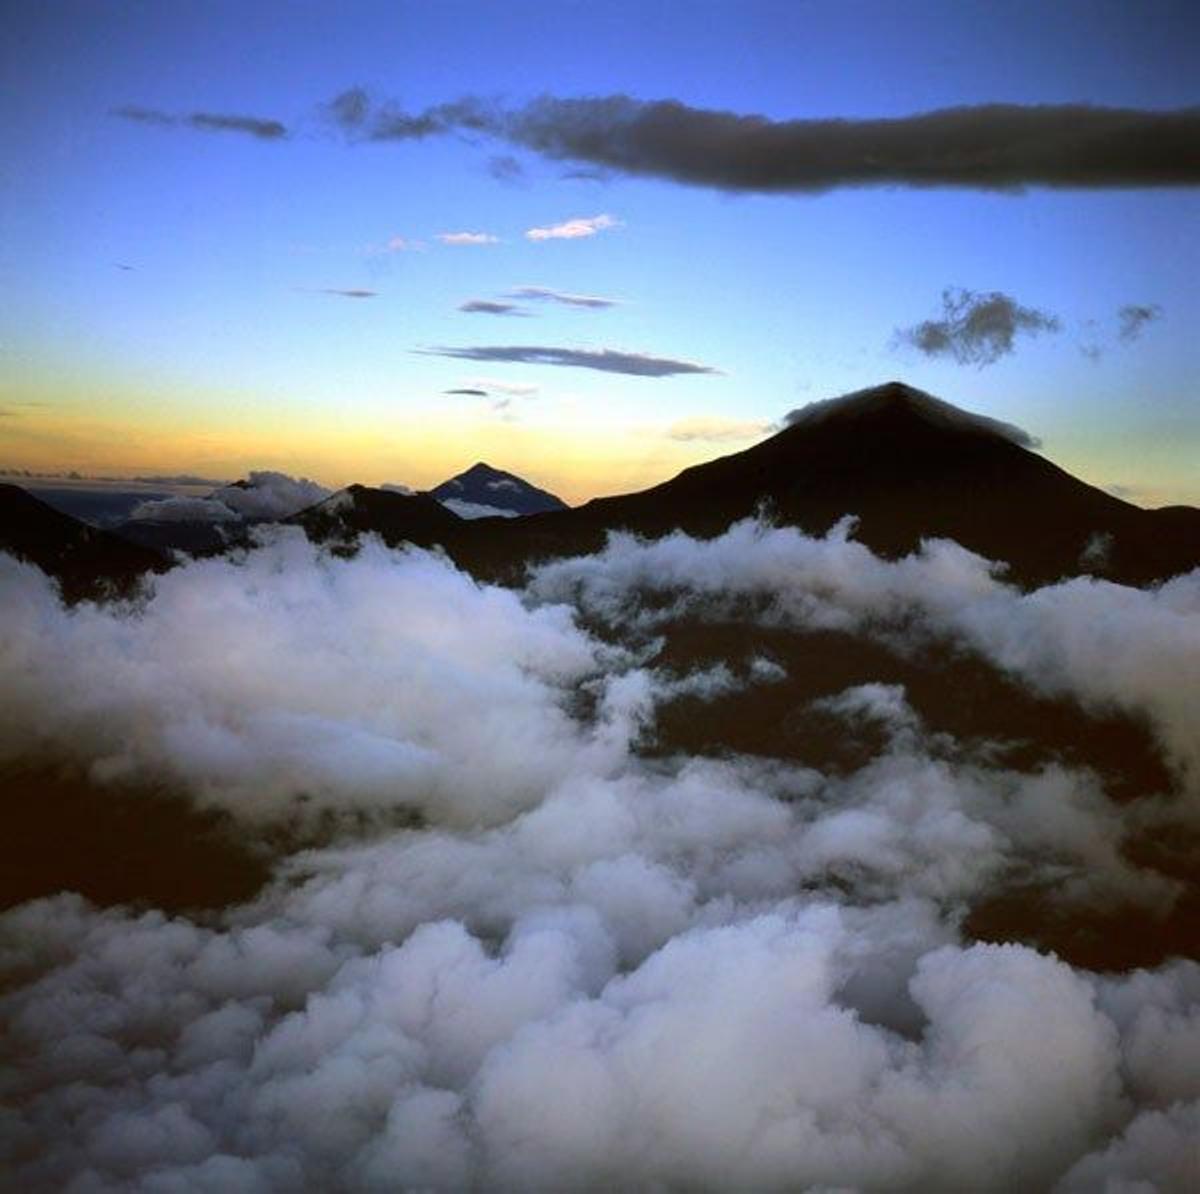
[2, 0, 1197, 504]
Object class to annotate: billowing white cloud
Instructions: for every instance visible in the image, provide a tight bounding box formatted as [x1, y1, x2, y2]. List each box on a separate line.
[130, 495, 239, 523]
[525, 214, 619, 241]
[531, 518, 1200, 803]
[1, 519, 1198, 1190]
[130, 472, 330, 523]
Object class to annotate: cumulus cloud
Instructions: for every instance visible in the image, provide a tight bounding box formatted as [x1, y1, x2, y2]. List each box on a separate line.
[2, 517, 1199, 1190]
[667, 416, 772, 443]
[459, 299, 528, 316]
[508, 286, 618, 309]
[210, 472, 331, 520]
[113, 105, 287, 140]
[897, 287, 1061, 366]
[416, 345, 720, 377]
[525, 214, 619, 241]
[129, 473, 330, 523]
[1118, 303, 1163, 342]
[324, 91, 1200, 193]
[129, 495, 239, 523]
[438, 231, 500, 246]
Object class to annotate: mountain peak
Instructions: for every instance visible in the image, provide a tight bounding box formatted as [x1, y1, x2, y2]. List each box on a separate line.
[431, 463, 568, 516]
[783, 382, 1039, 449]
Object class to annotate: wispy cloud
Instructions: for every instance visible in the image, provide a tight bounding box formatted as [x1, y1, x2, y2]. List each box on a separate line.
[459, 300, 528, 317]
[525, 214, 618, 241]
[438, 231, 500, 246]
[444, 388, 490, 397]
[896, 288, 1060, 367]
[417, 344, 719, 377]
[1118, 303, 1163, 342]
[464, 378, 540, 397]
[113, 105, 287, 140]
[508, 286, 618, 309]
[318, 288, 378, 299]
[323, 91, 1200, 193]
[487, 154, 525, 183]
[386, 235, 424, 252]
[667, 416, 772, 443]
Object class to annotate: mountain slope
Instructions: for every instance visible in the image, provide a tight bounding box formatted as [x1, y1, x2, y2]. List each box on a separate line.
[288, 485, 464, 549]
[0, 483, 164, 601]
[432, 462, 568, 516]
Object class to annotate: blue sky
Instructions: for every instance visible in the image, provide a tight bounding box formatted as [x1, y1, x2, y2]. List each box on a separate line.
[2, 0, 1197, 503]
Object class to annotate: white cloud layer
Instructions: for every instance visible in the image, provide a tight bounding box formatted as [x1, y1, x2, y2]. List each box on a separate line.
[1, 521, 1198, 1190]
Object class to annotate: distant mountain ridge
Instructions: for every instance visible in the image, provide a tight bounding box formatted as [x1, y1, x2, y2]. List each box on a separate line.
[6, 383, 1199, 597]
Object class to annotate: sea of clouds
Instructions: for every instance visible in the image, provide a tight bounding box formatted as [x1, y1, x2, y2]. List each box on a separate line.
[1, 520, 1198, 1191]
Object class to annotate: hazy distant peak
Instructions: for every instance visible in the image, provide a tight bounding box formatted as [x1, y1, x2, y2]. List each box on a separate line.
[432, 462, 567, 515]
[784, 382, 1040, 449]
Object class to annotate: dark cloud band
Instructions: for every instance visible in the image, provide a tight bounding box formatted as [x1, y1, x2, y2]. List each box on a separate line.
[327, 91, 1200, 193]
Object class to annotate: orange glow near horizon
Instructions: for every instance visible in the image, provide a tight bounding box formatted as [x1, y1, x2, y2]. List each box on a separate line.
[4, 369, 1198, 509]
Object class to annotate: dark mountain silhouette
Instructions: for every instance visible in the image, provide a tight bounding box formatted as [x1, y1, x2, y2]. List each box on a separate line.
[287, 484, 463, 549]
[0, 483, 164, 601]
[446, 382, 1200, 587]
[111, 519, 240, 556]
[432, 461, 568, 516]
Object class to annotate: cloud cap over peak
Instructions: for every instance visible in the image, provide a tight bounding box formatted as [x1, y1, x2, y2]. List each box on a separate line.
[784, 381, 1040, 449]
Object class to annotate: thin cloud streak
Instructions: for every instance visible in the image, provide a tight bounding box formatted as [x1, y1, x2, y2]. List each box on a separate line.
[668, 416, 772, 443]
[113, 105, 287, 140]
[508, 287, 619, 309]
[416, 344, 720, 377]
[459, 300, 529, 317]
